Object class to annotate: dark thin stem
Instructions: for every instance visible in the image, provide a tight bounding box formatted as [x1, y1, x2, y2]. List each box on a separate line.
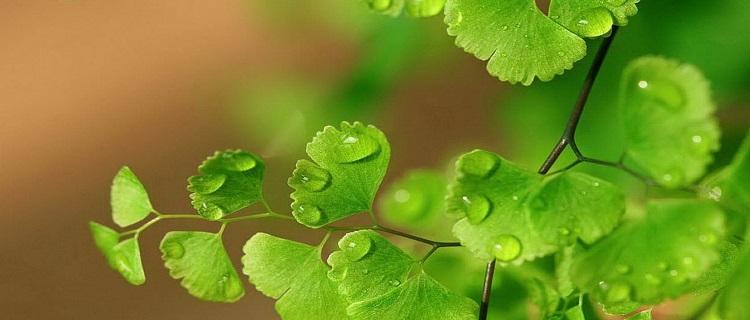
[373, 225, 461, 247]
[478, 260, 496, 320]
[479, 27, 621, 320]
[538, 26, 619, 175]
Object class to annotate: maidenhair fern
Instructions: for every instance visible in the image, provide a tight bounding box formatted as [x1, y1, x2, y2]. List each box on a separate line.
[88, 1, 750, 319]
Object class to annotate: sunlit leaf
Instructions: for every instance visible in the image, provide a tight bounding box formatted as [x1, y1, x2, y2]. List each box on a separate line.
[571, 199, 725, 314]
[90, 222, 146, 285]
[160, 231, 245, 302]
[242, 233, 348, 319]
[188, 150, 265, 220]
[328, 230, 478, 319]
[444, 0, 586, 85]
[549, 0, 639, 38]
[289, 122, 390, 227]
[111, 166, 153, 227]
[620, 56, 720, 188]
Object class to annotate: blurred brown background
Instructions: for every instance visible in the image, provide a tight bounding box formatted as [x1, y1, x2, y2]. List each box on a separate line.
[0, 1, 500, 319]
[2, 1, 749, 319]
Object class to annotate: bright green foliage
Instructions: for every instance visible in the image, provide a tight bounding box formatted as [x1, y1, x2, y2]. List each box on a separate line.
[620, 56, 720, 188]
[627, 310, 653, 320]
[328, 230, 478, 319]
[447, 150, 624, 262]
[444, 0, 586, 85]
[528, 172, 624, 246]
[160, 231, 245, 302]
[188, 150, 266, 220]
[690, 240, 741, 295]
[526, 278, 560, 318]
[242, 233, 348, 319]
[379, 170, 447, 226]
[89, 222, 145, 285]
[700, 130, 750, 211]
[548, 0, 639, 38]
[364, 0, 446, 17]
[718, 239, 750, 320]
[111, 166, 153, 227]
[571, 199, 725, 314]
[289, 122, 390, 228]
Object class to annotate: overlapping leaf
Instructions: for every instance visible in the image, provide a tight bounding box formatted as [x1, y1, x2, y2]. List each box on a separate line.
[445, 0, 587, 85]
[700, 130, 750, 212]
[111, 166, 153, 227]
[620, 56, 720, 188]
[364, 0, 446, 17]
[188, 150, 265, 220]
[549, 0, 639, 38]
[718, 233, 750, 320]
[447, 150, 624, 262]
[289, 122, 390, 228]
[160, 231, 245, 302]
[571, 199, 725, 314]
[328, 230, 478, 319]
[89, 222, 145, 285]
[242, 233, 348, 319]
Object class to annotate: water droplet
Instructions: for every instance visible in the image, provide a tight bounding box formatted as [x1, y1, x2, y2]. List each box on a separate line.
[363, 269, 369, 275]
[394, 189, 410, 203]
[197, 202, 224, 220]
[593, 182, 600, 187]
[369, 0, 393, 11]
[341, 232, 372, 261]
[501, 52, 508, 58]
[707, 186, 722, 201]
[189, 174, 227, 194]
[291, 163, 331, 192]
[644, 273, 663, 285]
[638, 80, 649, 89]
[332, 131, 381, 163]
[578, 19, 589, 25]
[691, 135, 703, 144]
[219, 151, 257, 172]
[663, 174, 673, 182]
[682, 256, 694, 266]
[491, 234, 522, 262]
[551, 15, 560, 19]
[605, 282, 632, 303]
[458, 150, 499, 178]
[523, 34, 529, 38]
[462, 194, 491, 224]
[661, 169, 683, 186]
[559, 228, 571, 236]
[501, 25, 509, 31]
[512, 195, 519, 201]
[557, 51, 564, 57]
[295, 204, 323, 225]
[657, 262, 669, 271]
[388, 279, 401, 286]
[616, 264, 631, 274]
[163, 241, 185, 259]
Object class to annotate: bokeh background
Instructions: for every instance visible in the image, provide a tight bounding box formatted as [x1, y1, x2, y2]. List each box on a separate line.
[1, 1, 749, 319]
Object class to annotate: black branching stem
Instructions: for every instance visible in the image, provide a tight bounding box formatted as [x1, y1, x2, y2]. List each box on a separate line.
[478, 26, 620, 320]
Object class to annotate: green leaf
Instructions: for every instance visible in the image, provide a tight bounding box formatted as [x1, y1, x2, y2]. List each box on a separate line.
[718, 243, 750, 320]
[364, 0, 446, 17]
[188, 150, 265, 220]
[548, 0, 639, 38]
[289, 122, 390, 228]
[447, 150, 624, 262]
[620, 56, 720, 188]
[527, 172, 624, 246]
[444, 0, 586, 85]
[527, 278, 560, 317]
[700, 130, 750, 212]
[626, 309, 653, 320]
[160, 231, 245, 302]
[111, 166, 153, 227]
[690, 239, 741, 295]
[571, 199, 725, 314]
[379, 170, 447, 227]
[328, 230, 478, 319]
[242, 233, 348, 320]
[89, 222, 146, 285]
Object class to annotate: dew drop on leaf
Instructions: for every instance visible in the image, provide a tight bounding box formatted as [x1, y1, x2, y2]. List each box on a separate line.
[615, 264, 631, 274]
[220, 151, 257, 172]
[291, 164, 331, 192]
[295, 204, 323, 225]
[491, 234, 522, 262]
[188, 174, 226, 194]
[604, 282, 632, 303]
[333, 132, 381, 163]
[388, 279, 401, 287]
[644, 273, 663, 285]
[198, 202, 225, 220]
[342, 232, 372, 261]
[462, 194, 491, 224]
[368, 0, 392, 11]
[163, 241, 185, 259]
